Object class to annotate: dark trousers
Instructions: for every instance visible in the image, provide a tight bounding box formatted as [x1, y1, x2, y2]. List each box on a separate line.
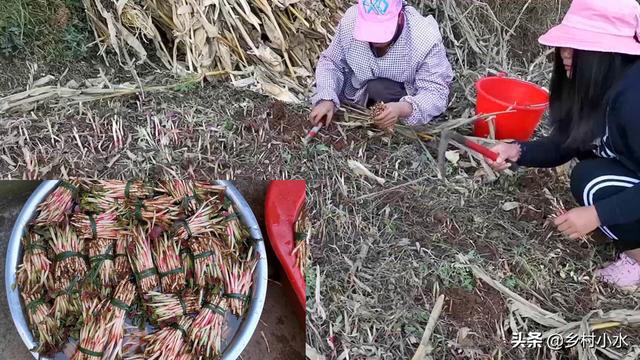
[570, 158, 640, 251]
[365, 78, 408, 107]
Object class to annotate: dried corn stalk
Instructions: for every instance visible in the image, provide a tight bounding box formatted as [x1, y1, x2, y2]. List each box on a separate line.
[81, 0, 343, 102]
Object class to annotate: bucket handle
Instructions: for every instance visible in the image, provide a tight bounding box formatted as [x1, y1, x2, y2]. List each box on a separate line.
[488, 71, 550, 110]
[524, 102, 549, 110]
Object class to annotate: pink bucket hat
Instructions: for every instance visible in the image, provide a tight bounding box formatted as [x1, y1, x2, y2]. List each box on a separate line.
[354, 0, 404, 43]
[538, 0, 640, 55]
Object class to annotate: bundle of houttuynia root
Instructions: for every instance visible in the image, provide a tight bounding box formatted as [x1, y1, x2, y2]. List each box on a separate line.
[16, 179, 257, 359]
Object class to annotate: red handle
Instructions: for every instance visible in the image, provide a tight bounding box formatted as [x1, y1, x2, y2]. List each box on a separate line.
[449, 132, 499, 161]
[463, 139, 499, 162]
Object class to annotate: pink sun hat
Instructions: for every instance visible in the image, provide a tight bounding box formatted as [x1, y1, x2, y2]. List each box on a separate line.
[354, 0, 404, 43]
[538, 0, 640, 55]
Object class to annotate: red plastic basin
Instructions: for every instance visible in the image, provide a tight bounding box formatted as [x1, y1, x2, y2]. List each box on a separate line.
[264, 180, 306, 326]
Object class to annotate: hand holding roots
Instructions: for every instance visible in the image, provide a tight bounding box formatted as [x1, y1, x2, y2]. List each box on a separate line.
[370, 102, 386, 120]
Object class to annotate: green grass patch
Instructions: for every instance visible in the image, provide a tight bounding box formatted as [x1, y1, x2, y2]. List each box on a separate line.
[436, 261, 476, 291]
[0, 0, 92, 62]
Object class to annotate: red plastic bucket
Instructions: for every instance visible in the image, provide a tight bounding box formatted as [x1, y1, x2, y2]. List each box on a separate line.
[473, 75, 549, 141]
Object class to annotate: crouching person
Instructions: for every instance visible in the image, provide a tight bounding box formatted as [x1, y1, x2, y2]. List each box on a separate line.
[309, 0, 454, 131]
[488, 0, 640, 290]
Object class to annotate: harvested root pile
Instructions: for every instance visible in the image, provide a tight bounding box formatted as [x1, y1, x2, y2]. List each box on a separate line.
[15, 180, 258, 358]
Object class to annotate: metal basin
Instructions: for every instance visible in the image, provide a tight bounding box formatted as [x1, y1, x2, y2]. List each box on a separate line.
[5, 180, 268, 360]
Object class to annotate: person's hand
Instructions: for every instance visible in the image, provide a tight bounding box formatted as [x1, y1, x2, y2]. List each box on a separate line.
[310, 100, 335, 126]
[486, 142, 521, 171]
[554, 206, 601, 239]
[373, 102, 412, 131]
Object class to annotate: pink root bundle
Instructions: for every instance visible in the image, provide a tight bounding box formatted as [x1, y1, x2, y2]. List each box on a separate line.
[49, 226, 87, 292]
[114, 233, 133, 279]
[174, 200, 221, 241]
[71, 297, 110, 360]
[158, 180, 200, 214]
[222, 203, 245, 253]
[87, 238, 116, 287]
[23, 292, 63, 352]
[146, 290, 202, 324]
[34, 180, 78, 225]
[102, 280, 137, 360]
[190, 236, 223, 288]
[189, 294, 227, 358]
[220, 255, 257, 316]
[129, 196, 179, 227]
[128, 227, 159, 293]
[143, 316, 193, 360]
[99, 180, 154, 200]
[152, 232, 186, 293]
[71, 210, 120, 240]
[17, 233, 51, 294]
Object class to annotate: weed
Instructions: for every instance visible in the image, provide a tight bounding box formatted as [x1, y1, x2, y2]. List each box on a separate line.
[1, 26, 25, 56]
[305, 265, 316, 300]
[174, 81, 199, 93]
[436, 261, 476, 291]
[504, 275, 519, 290]
[0, 0, 91, 62]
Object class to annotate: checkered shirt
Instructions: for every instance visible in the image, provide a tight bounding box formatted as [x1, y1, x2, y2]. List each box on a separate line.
[311, 5, 454, 126]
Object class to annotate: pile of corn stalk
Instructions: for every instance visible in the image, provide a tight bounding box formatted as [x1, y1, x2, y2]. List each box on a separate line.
[16, 179, 257, 359]
[81, 0, 347, 103]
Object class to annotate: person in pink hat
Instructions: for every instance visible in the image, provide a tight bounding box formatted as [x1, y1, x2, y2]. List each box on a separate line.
[488, 0, 640, 290]
[309, 0, 454, 130]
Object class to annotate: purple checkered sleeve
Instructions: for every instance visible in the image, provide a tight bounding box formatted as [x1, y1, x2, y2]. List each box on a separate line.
[401, 42, 453, 126]
[311, 20, 347, 109]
